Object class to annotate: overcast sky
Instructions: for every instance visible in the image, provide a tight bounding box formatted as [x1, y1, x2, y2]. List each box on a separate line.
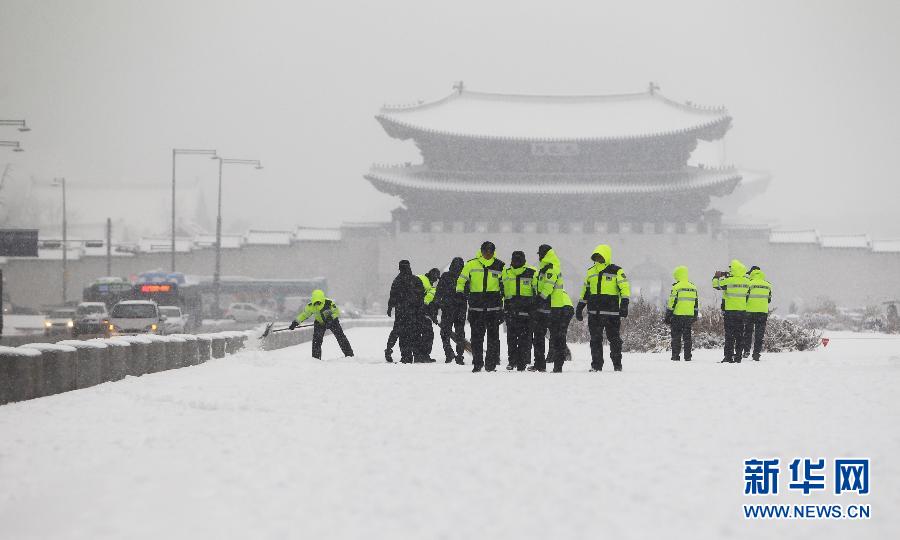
[2, 0, 899, 237]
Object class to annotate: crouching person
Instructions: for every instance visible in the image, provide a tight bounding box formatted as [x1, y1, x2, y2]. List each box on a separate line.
[665, 265, 699, 362]
[290, 289, 354, 360]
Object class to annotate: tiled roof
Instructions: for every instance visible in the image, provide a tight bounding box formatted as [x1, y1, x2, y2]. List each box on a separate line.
[377, 89, 731, 142]
[819, 234, 870, 249]
[244, 230, 293, 246]
[294, 228, 342, 242]
[871, 240, 900, 253]
[365, 165, 741, 196]
[769, 230, 819, 244]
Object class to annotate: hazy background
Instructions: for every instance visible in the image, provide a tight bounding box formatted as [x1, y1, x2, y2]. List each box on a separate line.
[1, 0, 898, 237]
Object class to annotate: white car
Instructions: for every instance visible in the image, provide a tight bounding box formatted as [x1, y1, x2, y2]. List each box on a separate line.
[109, 300, 163, 335]
[44, 307, 76, 337]
[159, 305, 188, 334]
[225, 302, 275, 323]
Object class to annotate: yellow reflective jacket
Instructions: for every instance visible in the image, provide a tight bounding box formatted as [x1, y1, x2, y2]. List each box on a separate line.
[418, 274, 436, 305]
[457, 252, 505, 310]
[579, 244, 630, 315]
[536, 249, 573, 308]
[712, 259, 750, 312]
[745, 269, 772, 313]
[295, 289, 341, 324]
[502, 264, 537, 313]
[667, 265, 699, 316]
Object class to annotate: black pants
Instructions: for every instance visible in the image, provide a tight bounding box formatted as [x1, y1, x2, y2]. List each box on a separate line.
[670, 315, 694, 360]
[545, 306, 573, 372]
[723, 311, 746, 362]
[469, 309, 502, 369]
[393, 311, 420, 362]
[440, 305, 466, 361]
[506, 313, 533, 370]
[312, 319, 354, 359]
[588, 314, 623, 370]
[532, 310, 549, 367]
[415, 315, 435, 361]
[742, 312, 768, 359]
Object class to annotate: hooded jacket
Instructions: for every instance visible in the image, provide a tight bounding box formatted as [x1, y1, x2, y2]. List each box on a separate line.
[745, 268, 772, 313]
[457, 251, 505, 310]
[712, 259, 751, 312]
[389, 262, 425, 314]
[295, 289, 342, 324]
[536, 248, 572, 309]
[667, 265, 699, 317]
[579, 244, 630, 315]
[435, 257, 467, 310]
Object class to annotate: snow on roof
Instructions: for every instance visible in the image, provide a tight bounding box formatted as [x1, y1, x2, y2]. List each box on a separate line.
[193, 234, 244, 249]
[294, 227, 341, 242]
[769, 230, 819, 244]
[244, 230, 293, 245]
[377, 89, 731, 142]
[138, 237, 193, 253]
[819, 234, 870, 249]
[871, 240, 900, 253]
[365, 165, 741, 196]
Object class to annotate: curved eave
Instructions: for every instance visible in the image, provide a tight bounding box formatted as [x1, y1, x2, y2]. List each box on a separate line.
[376, 115, 732, 144]
[364, 169, 742, 197]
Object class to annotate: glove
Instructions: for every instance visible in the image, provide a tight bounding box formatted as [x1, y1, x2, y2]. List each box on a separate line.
[619, 298, 630, 318]
[663, 310, 673, 325]
[321, 309, 333, 320]
[386, 306, 393, 317]
[575, 301, 586, 321]
[714, 270, 727, 279]
[288, 320, 299, 330]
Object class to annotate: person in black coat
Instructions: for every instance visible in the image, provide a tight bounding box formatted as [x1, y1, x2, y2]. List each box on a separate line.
[386, 260, 425, 363]
[434, 257, 467, 364]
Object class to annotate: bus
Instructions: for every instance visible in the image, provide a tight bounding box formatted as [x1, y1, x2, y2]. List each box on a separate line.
[82, 277, 135, 308]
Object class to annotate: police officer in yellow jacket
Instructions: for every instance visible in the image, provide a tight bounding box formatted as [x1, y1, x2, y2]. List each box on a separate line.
[664, 265, 699, 362]
[742, 266, 772, 361]
[712, 259, 751, 363]
[457, 241, 505, 372]
[530, 244, 574, 373]
[502, 251, 537, 371]
[290, 289, 354, 360]
[414, 268, 441, 362]
[575, 244, 630, 372]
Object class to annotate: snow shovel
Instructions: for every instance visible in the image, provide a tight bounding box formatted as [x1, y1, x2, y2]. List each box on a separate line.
[259, 321, 315, 339]
[428, 317, 473, 355]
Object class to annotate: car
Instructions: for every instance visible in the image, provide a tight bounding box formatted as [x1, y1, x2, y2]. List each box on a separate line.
[224, 302, 275, 323]
[44, 307, 76, 337]
[73, 302, 111, 337]
[159, 305, 188, 334]
[108, 300, 163, 335]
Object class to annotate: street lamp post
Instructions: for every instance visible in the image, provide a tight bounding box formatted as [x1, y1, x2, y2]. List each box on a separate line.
[212, 157, 263, 316]
[0, 141, 24, 152]
[171, 148, 217, 272]
[0, 120, 30, 132]
[52, 178, 67, 304]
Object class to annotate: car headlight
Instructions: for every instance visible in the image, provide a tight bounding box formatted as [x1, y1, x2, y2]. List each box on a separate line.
[109, 323, 116, 331]
[45, 320, 52, 327]
[67, 320, 74, 328]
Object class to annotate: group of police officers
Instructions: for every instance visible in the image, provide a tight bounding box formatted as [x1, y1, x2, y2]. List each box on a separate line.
[293, 240, 774, 368]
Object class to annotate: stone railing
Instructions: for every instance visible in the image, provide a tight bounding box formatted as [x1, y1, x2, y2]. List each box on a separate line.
[0, 330, 253, 405]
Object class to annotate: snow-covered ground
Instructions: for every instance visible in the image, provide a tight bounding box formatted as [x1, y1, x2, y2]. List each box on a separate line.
[1, 328, 898, 539]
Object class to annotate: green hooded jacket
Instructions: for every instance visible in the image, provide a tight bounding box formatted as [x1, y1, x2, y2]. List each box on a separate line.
[536, 248, 573, 308]
[745, 268, 772, 313]
[667, 265, 699, 316]
[579, 244, 630, 315]
[712, 259, 751, 311]
[295, 289, 341, 324]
